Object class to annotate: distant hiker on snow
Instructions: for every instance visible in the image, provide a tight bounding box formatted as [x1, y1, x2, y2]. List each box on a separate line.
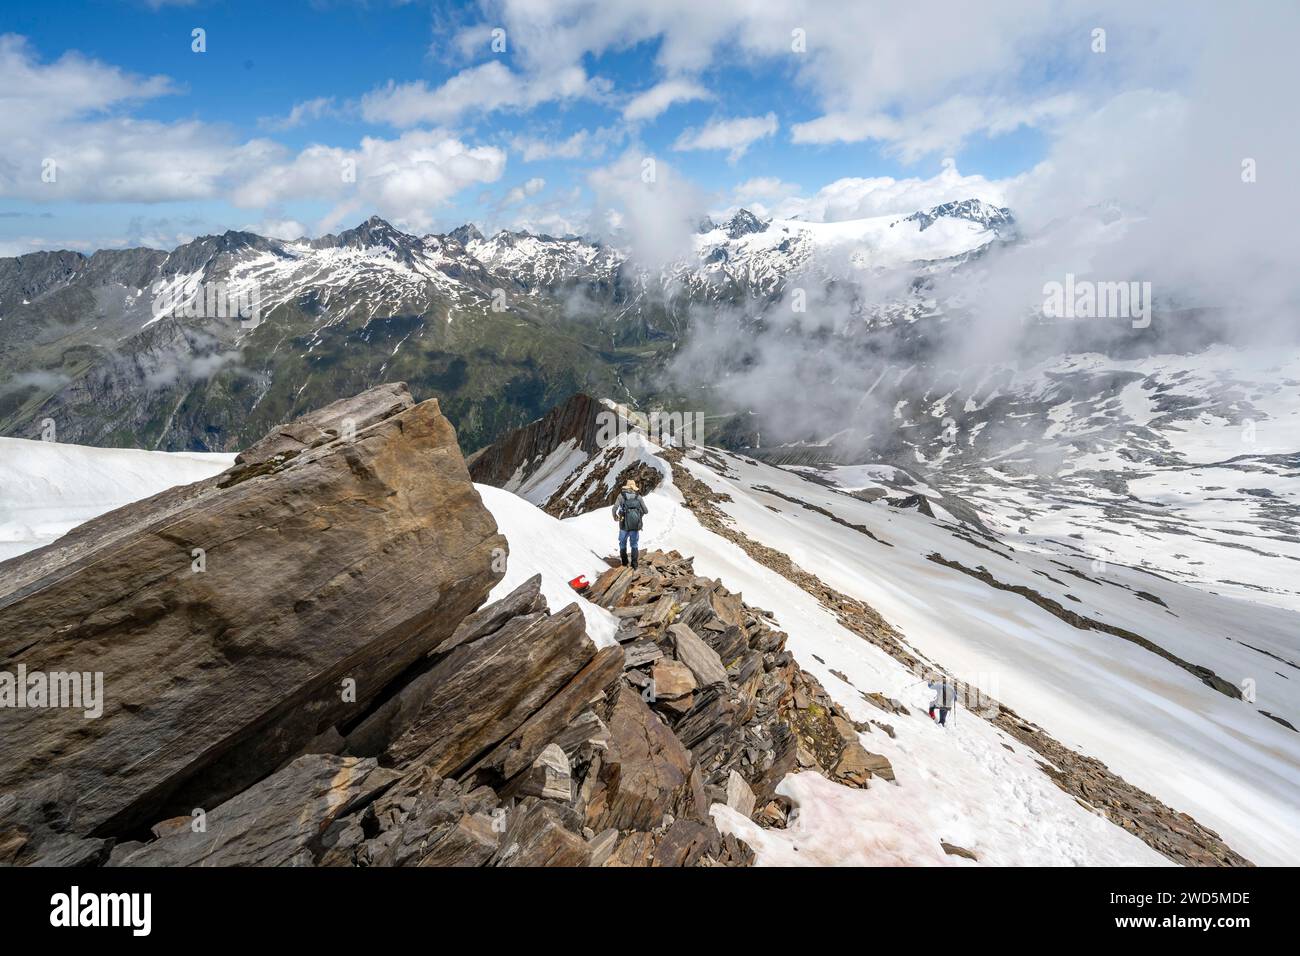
[613, 479, 648, 569]
[928, 677, 957, 727]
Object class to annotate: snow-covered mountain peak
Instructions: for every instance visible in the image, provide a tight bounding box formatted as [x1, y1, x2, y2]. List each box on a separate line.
[902, 198, 1015, 234]
[447, 223, 485, 246]
[680, 196, 1013, 296]
[465, 229, 622, 289]
[721, 208, 769, 239]
[314, 215, 423, 259]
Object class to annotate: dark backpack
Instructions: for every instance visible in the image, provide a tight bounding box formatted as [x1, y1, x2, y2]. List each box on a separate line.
[620, 492, 644, 531]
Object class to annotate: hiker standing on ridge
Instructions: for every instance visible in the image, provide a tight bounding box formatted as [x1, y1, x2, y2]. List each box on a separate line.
[928, 676, 957, 727]
[613, 479, 648, 569]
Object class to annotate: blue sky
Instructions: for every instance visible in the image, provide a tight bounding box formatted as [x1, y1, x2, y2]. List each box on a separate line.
[0, 0, 1237, 255]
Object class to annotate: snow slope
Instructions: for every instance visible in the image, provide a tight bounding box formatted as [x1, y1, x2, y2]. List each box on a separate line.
[0, 437, 234, 564]
[874, 345, 1300, 614]
[476, 483, 619, 648]
[664, 446, 1300, 866]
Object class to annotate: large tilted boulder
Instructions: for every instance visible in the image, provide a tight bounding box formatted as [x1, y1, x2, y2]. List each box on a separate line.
[0, 384, 506, 840]
[111, 755, 401, 867]
[362, 599, 600, 776]
[0, 775, 110, 867]
[586, 686, 704, 833]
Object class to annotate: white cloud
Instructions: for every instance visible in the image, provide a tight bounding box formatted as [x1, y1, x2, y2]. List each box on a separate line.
[792, 94, 1081, 162]
[512, 130, 589, 161]
[766, 159, 1008, 223]
[510, 127, 623, 162]
[233, 130, 507, 232]
[622, 79, 711, 122]
[359, 61, 597, 127]
[674, 112, 777, 162]
[0, 35, 266, 204]
[258, 96, 339, 131]
[732, 177, 800, 201]
[501, 176, 546, 206]
[0, 37, 507, 234]
[587, 150, 706, 267]
[454, 0, 1156, 162]
[239, 218, 308, 241]
[0, 33, 173, 128]
[0, 236, 61, 257]
[2, 113, 283, 204]
[494, 186, 588, 237]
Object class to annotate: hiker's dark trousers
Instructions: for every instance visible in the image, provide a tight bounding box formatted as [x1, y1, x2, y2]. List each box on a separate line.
[619, 529, 640, 567]
[937, 707, 950, 726]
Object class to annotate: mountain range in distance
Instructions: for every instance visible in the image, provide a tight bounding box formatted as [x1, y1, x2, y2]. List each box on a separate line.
[0, 199, 1014, 454]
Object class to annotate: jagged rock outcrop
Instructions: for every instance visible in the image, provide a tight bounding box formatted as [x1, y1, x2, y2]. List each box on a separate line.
[0, 383, 506, 841]
[371, 602, 596, 774]
[468, 392, 664, 519]
[110, 755, 401, 867]
[721, 209, 769, 239]
[318, 765, 501, 868]
[466, 392, 607, 488]
[0, 775, 111, 867]
[583, 549, 894, 833]
[89, 572, 759, 867]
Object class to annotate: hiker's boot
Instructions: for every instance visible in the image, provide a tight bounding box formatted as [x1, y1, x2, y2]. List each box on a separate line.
[630, 548, 639, 570]
[619, 548, 628, 567]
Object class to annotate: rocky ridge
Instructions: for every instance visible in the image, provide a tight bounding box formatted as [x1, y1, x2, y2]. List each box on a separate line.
[0, 382, 892, 867]
[582, 550, 895, 838]
[468, 392, 665, 519]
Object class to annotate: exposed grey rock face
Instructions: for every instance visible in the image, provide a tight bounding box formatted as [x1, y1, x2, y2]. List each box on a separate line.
[466, 392, 665, 518]
[0, 775, 110, 867]
[225, 380, 416, 477]
[466, 392, 607, 487]
[374, 602, 596, 775]
[669, 622, 729, 687]
[903, 198, 1015, 235]
[722, 209, 769, 239]
[0, 383, 506, 837]
[110, 755, 401, 867]
[517, 744, 573, 801]
[725, 770, 757, 818]
[583, 547, 891, 816]
[462, 643, 624, 790]
[448, 223, 485, 246]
